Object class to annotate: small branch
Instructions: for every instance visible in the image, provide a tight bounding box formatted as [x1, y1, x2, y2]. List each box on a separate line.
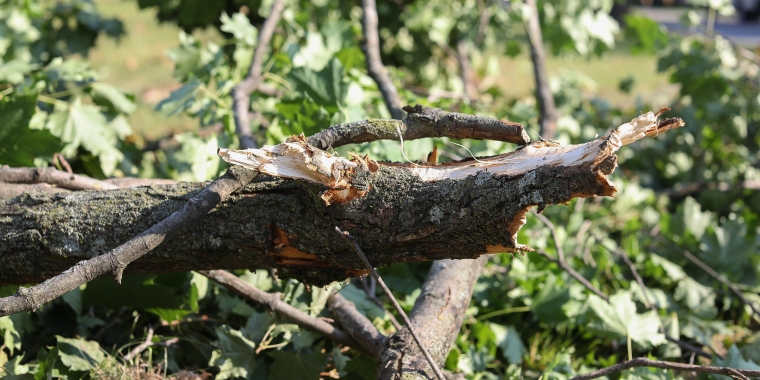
[653, 233, 760, 321]
[0, 165, 119, 190]
[361, 0, 405, 120]
[124, 325, 155, 361]
[0, 183, 69, 199]
[231, 0, 285, 149]
[335, 227, 446, 380]
[569, 357, 760, 380]
[532, 211, 565, 261]
[456, 40, 477, 100]
[524, 0, 557, 139]
[0, 167, 256, 317]
[358, 276, 403, 330]
[535, 249, 609, 301]
[328, 291, 387, 358]
[307, 104, 529, 150]
[200, 270, 362, 350]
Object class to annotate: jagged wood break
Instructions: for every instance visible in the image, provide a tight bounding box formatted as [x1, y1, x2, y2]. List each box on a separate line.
[0, 111, 682, 286]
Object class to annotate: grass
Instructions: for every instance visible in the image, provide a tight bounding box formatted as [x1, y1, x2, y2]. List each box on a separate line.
[89, 0, 222, 142]
[88, 0, 676, 140]
[495, 47, 678, 109]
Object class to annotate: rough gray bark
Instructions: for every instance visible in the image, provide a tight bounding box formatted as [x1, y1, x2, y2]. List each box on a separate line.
[378, 257, 488, 379]
[0, 156, 614, 286]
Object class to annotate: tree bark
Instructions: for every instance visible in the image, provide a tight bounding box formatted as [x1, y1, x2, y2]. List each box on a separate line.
[378, 257, 487, 379]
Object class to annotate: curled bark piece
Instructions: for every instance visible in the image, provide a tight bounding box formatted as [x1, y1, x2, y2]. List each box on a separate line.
[306, 104, 530, 150]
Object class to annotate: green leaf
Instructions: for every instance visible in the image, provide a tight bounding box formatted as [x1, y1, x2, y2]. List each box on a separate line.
[56, 336, 105, 371]
[624, 15, 670, 54]
[288, 58, 349, 108]
[220, 13, 257, 46]
[488, 323, 526, 364]
[156, 80, 202, 117]
[0, 316, 20, 355]
[61, 287, 82, 317]
[239, 270, 273, 292]
[209, 326, 261, 380]
[531, 275, 570, 325]
[267, 350, 326, 380]
[44, 98, 123, 176]
[587, 292, 665, 348]
[713, 345, 760, 380]
[0, 60, 38, 84]
[244, 311, 275, 343]
[336, 284, 385, 322]
[90, 83, 136, 114]
[0, 94, 62, 167]
[82, 274, 184, 311]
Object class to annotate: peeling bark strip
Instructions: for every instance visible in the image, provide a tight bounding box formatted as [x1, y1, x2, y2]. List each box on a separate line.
[0, 112, 682, 287]
[306, 105, 530, 150]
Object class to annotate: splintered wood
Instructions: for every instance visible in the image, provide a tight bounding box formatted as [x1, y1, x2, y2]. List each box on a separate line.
[218, 111, 684, 204]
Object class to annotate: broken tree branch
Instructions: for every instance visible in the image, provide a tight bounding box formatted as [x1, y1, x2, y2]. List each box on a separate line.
[524, 0, 557, 139]
[200, 270, 362, 349]
[307, 104, 530, 151]
[361, 0, 405, 120]
[327, 292, 387, 358]
[569, 357, 760, 380]
[379, 257, 488, 380]
[0, 111, 683, 289]
[0, 165, 119, 190]
[230, 0, 285, 149]
[0, 167, 256, 317]
[336, 227, 445, 380]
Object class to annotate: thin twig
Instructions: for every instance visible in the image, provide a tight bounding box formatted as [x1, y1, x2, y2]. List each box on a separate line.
[361, 0, 405, 120]
[569, 357, 760, 380]
[524, 0, 557, 139]
[532, 210, 565, 261]
[200, 270, 364, 351]
[0, 165, 119, 190]
[335, 227, 446, 380]
[124, 325, 155, 361]
[307, 104, 529, 150]
[0, 167, 256, 317]
[358, 276, 403, 330]
[231, 0, 285, 149]
[328, 291, 387, 358]
[535, 249, 609, 301]
[652, 232, 760, 321]
[456, 40, 477, 100]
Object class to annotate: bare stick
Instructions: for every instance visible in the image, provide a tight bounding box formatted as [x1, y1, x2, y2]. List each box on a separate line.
[307, 104, 529, 150]
[0, 167, 256, 317]
[569, 357, 760, 380]
[456, 40, 477, 99]
[0, 165, 118, 190]
[230, 0, 285, 149]
[124, 325, 155, 361]
[361, 0, 405, 120]
[335, 227, 446, 380]
[653, 233, 760, 321]
[328, 291, 387, 358]
[524, 0, 557, 139]
[535, 249, 609, 301]
[200, 270, 364, 350]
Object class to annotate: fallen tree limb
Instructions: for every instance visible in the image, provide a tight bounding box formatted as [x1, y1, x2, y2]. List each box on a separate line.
[0, 111, 682, 291]
[200, 269, 361, 349]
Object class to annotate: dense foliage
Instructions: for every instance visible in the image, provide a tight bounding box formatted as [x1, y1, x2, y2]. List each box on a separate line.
[1, 0, 760, 379]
